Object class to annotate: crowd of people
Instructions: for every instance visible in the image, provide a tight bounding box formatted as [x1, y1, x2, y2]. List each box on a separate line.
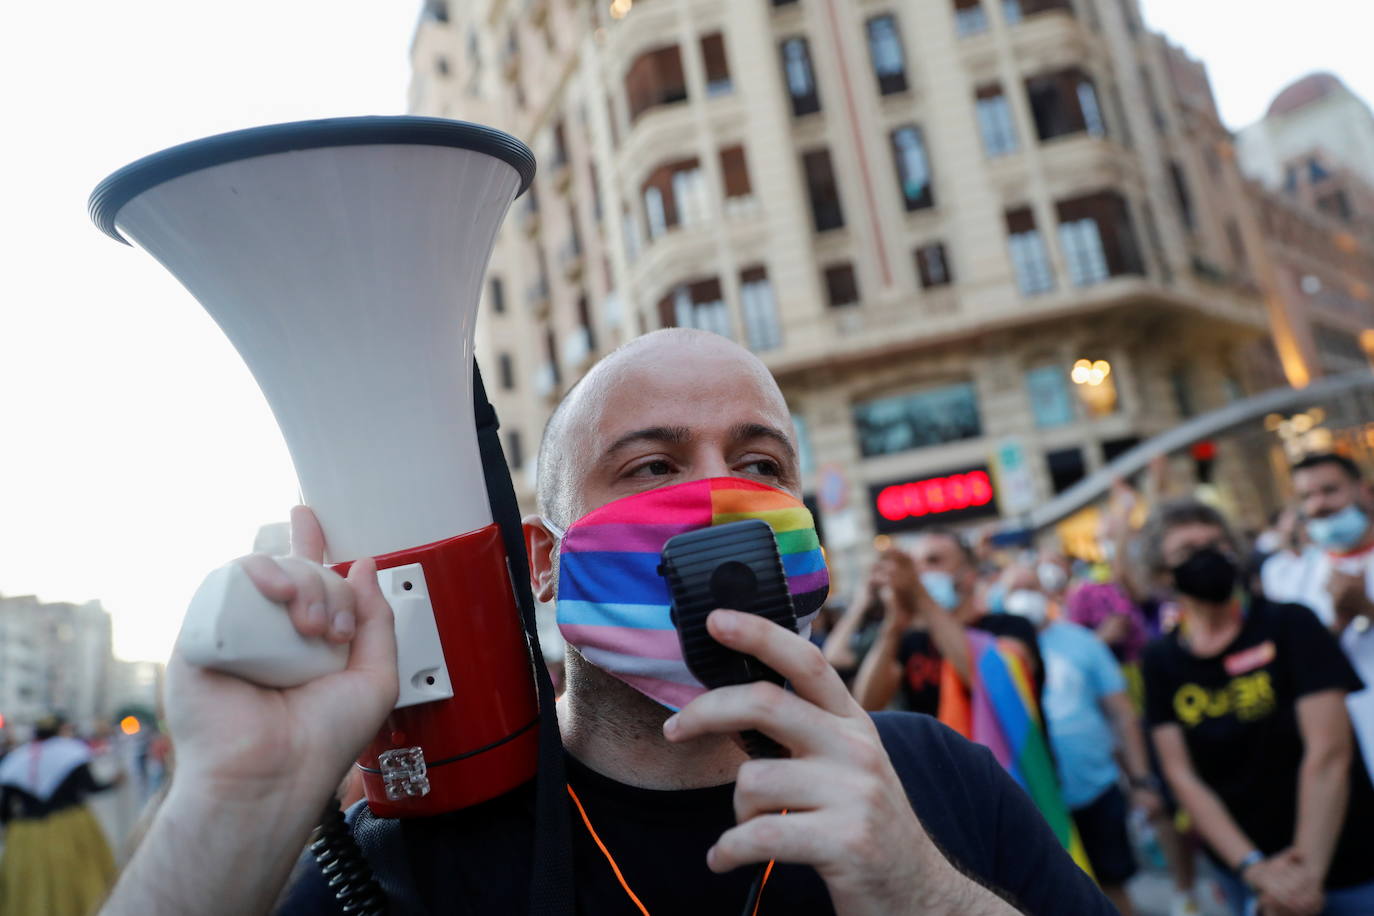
[814, 452, 1374, 916]
[64, 331, 1374, 916]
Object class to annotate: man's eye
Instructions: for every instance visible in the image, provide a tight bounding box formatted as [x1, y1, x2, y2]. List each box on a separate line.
[631, 459, 675, 477]
[744, 459, 782, 477]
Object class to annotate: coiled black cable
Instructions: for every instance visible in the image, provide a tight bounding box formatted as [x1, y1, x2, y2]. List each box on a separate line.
[310, 796, 388, 915]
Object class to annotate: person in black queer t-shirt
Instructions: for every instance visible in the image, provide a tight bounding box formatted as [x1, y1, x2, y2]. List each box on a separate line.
[1140, 499, 1374, 916]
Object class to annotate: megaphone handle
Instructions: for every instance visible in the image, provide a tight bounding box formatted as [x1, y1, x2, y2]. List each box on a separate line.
[180, 562, 350, 688]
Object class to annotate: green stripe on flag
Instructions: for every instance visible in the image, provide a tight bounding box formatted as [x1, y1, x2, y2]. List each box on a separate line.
[776, 528, 820, 555]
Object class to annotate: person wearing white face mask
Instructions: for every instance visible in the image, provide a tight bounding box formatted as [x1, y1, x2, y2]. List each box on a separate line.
[1002, 567, 1162, 916]
[1262, 453, 1374, 786]
[852, 532, 1043, 720]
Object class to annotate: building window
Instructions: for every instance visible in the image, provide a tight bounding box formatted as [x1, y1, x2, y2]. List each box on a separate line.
[551, 120, 569, 167]
[865, 15, 908, 95]
[1318, 190, 1353, 223]
[625, 45, 688, 123]
[891, 126, 935, 211]
[1004, 0, 1073, 20]
[1026, 69, 1106, 141]
[1025, 364, 1075, 428]
[802, 148, 844, 231]
[641, 157, 708, 239]
[1315, 323, 1369, 371]
[781, 38, 821, 116]
[1226, 219, 1248, 268]
[701, 33, 732, 96]
[498, 352, 515, 391]
[489, 276, 506, 314]
[545, 327, 561, 387]
[622, 207, 642, 263]
[1170, 365, 1194, 418]
[916, 243, 952, 288]
[853, 383, 983, 458]
[1056, 192, 1143, 287]
[1168, 160, 1195, 230]
[577, 295, 597, 352]
[507, 430, 524, 470]
[1058, 218, 1109, 286]
[740, 266, 783, 351]
[825, 263, 860, 307]
[589, 163, 603, 222]
[435, 56, 450, 78]
[1046, 447, 1085, 494]
[975, 85, 1019, 157]
[1006, 208, 1055, 296]
[953, 0, 989, 36]
[658, 278, 733, 338]
[720, 145, 752, 200]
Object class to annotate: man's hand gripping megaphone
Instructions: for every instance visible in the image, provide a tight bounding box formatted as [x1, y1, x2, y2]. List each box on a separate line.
[166, 506, 399, 822]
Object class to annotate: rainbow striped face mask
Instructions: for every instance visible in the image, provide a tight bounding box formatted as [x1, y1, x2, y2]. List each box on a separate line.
[547, 477, 829, 710]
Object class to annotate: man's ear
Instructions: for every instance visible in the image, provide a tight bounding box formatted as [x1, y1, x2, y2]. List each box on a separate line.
[523, 515, 558, 604]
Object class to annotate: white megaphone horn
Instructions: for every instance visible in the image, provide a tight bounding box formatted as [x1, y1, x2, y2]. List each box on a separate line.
[90, 117, 541, 817]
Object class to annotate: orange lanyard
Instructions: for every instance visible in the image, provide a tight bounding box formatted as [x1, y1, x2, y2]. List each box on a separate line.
[566, 784, 778, 916]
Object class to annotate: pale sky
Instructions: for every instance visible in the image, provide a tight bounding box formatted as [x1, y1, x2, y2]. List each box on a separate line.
[2, 1, 1371, 663]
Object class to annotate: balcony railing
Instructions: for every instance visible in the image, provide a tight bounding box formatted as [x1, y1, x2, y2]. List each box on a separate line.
[562, 326, 594, 370]
[525, 278, 551, 318]
[559, 236, 584, 282]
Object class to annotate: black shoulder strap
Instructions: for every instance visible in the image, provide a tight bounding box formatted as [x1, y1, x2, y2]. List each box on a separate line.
[351, 363, 573, 916]
[472, 362, 576, 916]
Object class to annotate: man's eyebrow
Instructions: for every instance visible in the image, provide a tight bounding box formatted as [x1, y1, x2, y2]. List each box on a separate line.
[730, 422, 797, 460]
[601, 426, 693, 458]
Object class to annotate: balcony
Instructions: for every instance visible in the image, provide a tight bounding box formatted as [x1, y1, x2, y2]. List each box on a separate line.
[534, 363, 558, 399]
[559, 235, 584, 282]
[551, 157, 572, 195]
[562, 325, 594, 371]
[525, 277, 551, 319]
[518, 194, 540, 238]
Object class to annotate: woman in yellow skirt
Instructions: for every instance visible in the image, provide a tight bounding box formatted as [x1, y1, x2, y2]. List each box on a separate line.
[0, 715, 120, 916]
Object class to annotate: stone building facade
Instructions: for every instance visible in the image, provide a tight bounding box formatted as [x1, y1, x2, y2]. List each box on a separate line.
[408, 0, 1271, 583]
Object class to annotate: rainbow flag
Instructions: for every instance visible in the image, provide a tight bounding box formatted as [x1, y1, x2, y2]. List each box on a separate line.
[938, 630, 1094, 878]
[557, 478, 828, 710]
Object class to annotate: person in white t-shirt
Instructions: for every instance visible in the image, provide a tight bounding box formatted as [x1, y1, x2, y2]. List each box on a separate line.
[1261, 452, 1374, 784]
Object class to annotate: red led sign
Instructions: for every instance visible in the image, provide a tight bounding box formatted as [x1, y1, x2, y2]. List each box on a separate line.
[876, 470, 994, 522]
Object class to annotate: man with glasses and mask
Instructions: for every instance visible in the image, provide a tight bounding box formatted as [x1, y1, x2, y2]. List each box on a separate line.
[1140, 499, 1374, 916]
[1262, 453, 1374, 786]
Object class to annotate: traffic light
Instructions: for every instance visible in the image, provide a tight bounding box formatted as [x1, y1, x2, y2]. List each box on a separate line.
[119, 715, 141, 736]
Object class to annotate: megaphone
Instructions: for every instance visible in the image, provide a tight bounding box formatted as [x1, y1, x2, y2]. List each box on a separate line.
[90, 117, 540, 817]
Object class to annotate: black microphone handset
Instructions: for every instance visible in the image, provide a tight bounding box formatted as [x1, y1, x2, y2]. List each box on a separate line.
[658, 519, 798, 759]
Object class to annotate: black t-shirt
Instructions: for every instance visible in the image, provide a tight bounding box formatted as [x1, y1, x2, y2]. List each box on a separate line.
[277, 713, 1111, 915]
[1142, 599, 1374, 889]
[897, 615, 1043, 716]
